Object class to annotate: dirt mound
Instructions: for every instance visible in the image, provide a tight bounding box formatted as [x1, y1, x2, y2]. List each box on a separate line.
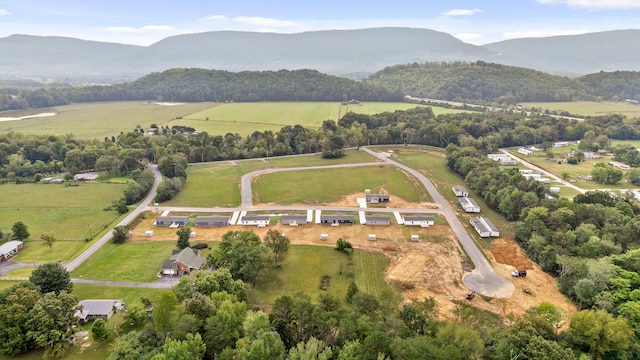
[490, 238, 535, 269]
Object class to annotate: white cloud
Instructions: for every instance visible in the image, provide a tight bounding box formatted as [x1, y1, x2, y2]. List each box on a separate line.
[233, 16, 300, 28]
[537, 0, 640, 9]
[200, 15, 228, 22]
[442, 8, 482, 17]
[502, 29, 589, 39]
[0, 9, 10, 16]
[104, 25, 175, 33]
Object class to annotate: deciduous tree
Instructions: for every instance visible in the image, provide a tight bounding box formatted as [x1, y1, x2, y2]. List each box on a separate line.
[263, 229, 290, 267]
[29, 263, 73, 295]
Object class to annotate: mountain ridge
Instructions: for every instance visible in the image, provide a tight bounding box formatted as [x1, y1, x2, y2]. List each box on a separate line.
[0, 27, 638, 83]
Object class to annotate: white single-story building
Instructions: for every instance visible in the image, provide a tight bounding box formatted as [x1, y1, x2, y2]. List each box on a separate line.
[458, 197, 481, 213]
[518, 148, 533, 155]
[403, 215, 435, 227]
[365, 194, 390, 203]
[239, 215, 271, 226]
[0, 241, 24, 261]
[470, 217, 500, 238]
[549, 187, 560, 194]
[452, 185, 469, 197]
[554, 141, 569, 147]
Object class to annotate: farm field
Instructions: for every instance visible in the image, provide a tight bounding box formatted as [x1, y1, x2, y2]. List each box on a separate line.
[0, 101, 473, 140]
[0, 182, 126, 262]
[178, 101, 473, 136]
[0, 101, 216, 139]
[521, 101, 640, 118]
[166, 149, 379, 207]
[252, 165, 432, 205]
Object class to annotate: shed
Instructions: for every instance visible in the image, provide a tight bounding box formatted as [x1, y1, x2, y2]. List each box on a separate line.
[320, 214, 354, 225]
[368, 234, 376, 241]
[239, 214, 270, 226]
[144, 230, 154, 237]
[365, 215, 391, 225]
[155, 216, 190, 227]
[281, 214, 308, 226]
[320, 234, 329, 240]
[410, 235, 419, 242]
[458, 197, 481, 213]
[75, 300, 124, 323]
[366, 194, 390, 203]
[0, 241, 24, 261]
[549, 187, 560, 194]
[452, 185, 468, 197]
[195, 215, 230, 227]
[402, 215, 435, 227]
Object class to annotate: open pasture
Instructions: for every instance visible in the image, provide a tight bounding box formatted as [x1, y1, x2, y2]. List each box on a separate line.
[521, 101, 640, 118]
[0, 182, 125, 261]
[252, 165, 430, 205]
[0, 101, 216, 139]
[71, 241, 215, 283]
[166, 150, 379, 207]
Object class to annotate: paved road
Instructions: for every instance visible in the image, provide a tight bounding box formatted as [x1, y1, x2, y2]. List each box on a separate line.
[361, 147, 515, 298]
[63, 164, 163, 272]
[71, 277, 174, 289]
[240, 162, 384, 207]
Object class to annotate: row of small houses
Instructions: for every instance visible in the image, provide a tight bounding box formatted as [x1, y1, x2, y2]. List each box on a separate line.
[453, 186, 501, 237]
[154, 214, 435, 227]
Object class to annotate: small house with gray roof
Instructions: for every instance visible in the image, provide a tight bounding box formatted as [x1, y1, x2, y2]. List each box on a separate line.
[75, 299, 124, 323]
[403, 215, 435, 227]
[281, 214, 307, 226]
[320, 214, 354, 225]
[366, 194, 390, 204]
[155, 215, 190, 227]
[239, 214, 271, 226]
[365, 214, 391, 225]
[161, 247, 206, 275]
[195, 215, 230, 227]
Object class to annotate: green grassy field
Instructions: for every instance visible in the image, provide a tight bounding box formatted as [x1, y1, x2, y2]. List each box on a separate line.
[521, 101, 640, 118]
[179, 102, 473, 137]
[352, 250, 395, 299]
[0, 101, 216, 139]
[0, 101, 473, 140]
[253, 245, 351, 306]
[386, 146, 515, 246]
[71, 241, 215, 283]
[166, 150, 379, 207]
[253, 165, 431, 204]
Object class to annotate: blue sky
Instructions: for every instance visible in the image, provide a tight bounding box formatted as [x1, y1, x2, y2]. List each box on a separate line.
[0, 0, 639, 45]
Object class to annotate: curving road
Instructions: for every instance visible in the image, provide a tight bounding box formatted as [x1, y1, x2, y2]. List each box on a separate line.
[63, 164, 163, 272]
[361, 147, 515, 298]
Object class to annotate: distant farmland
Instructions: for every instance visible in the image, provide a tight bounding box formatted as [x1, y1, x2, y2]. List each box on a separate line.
[0, 101, 473, 139]
[522, 101, 640, 118]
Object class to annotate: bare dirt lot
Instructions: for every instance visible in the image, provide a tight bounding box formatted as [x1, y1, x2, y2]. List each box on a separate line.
[131, 211, 575, 320]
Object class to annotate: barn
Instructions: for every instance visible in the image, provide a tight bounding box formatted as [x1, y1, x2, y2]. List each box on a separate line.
[0, 241, 24, 261]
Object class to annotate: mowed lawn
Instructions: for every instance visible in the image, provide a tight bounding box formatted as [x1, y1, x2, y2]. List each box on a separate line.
[1, 183, 126, 262]
[253, 245, 352, 306]
[71, 241, 216, 283]
[352, 250, 396, 300]
[521, 101, 640, 118]
[167, 150, 379, 207]
[252, 165, 430, 204]
[0, 101, 216, 139]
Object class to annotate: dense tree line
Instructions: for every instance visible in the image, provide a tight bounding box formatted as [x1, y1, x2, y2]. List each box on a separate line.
[2, 64, 640, 112]
[0, 68, 401, 111]
[365, 61, 640, 104]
